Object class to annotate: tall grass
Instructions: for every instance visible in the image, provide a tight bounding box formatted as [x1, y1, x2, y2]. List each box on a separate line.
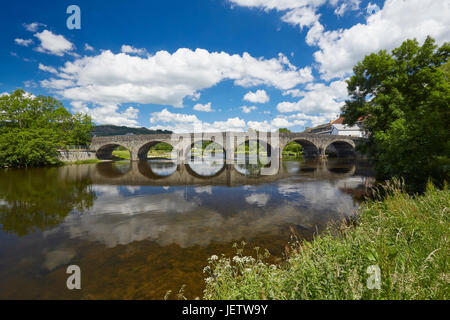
[203, 181, 449, 300]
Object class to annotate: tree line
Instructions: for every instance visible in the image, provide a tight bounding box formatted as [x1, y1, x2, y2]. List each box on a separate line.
[0, 89, 93, 167]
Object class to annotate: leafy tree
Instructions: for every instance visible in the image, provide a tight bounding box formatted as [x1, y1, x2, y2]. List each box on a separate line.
[278, 128, 291, 133]
[283, 141, 303, 155]
[0, 89, 94, 167]
[342, 37, 450, 190]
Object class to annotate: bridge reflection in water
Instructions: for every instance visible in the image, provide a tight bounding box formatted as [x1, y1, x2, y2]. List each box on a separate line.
[0, 158, 375, 299]
[59, 158, 372, 187]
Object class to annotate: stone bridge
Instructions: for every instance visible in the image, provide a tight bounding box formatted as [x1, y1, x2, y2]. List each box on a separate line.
[90, 132, 364, 162]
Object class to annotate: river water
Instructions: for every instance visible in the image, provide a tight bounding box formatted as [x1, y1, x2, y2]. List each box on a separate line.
[0, 158, 374, 299]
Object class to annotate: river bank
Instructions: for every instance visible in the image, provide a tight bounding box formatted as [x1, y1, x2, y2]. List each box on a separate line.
[203, 181, 449, 300]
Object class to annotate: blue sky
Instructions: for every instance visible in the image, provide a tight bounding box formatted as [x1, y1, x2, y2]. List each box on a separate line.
[1, 0, 448, 132]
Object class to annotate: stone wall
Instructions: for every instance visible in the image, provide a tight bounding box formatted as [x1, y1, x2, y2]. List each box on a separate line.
[58, 150, 97, 162]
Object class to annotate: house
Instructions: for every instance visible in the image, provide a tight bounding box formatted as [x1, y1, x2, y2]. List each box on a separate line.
[304, 116, 365, 137]
[331, 123, 364, 137]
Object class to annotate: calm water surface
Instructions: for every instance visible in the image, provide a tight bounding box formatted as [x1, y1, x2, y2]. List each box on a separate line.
[0, 158, 374, 299]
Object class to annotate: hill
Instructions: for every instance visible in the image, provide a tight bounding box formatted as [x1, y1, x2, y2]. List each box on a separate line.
[92, 125, 172, 137]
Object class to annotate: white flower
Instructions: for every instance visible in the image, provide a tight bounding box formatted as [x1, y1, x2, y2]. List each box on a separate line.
[204, 277, 213, 284]
[233, 256, 242, 263]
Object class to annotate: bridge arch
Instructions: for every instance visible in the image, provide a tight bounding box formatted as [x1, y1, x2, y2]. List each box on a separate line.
[234, 138, 272, 166]
[96, 143, 130, 160]
[185, 139, 226, 162]
[137, 140, 174, 161]
[324, 140, 356, 158]
[285, 139, 319, 158]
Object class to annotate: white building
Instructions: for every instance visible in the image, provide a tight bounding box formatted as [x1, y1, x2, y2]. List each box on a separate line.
[331, 124, 364, 137]
[304, 116, 366, 137]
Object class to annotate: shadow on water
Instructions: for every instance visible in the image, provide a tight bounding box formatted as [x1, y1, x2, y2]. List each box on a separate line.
[0, 158, 375, 299]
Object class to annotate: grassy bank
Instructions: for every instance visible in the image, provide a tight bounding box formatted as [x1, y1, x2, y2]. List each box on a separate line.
[112, 149, 130, 160]
[203, 182, 449, 300]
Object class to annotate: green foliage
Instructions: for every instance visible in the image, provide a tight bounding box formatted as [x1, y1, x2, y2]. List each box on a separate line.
[282, 141, 303, 157]
[204, 181, 450, 300]
[278, 128, 291, 133]
[0, 128, 60, 167]
[152, 142, 173, 151]
[112, 149, 131, 160]
[341, 37, 450, 190]
[0, 89, 93, 167]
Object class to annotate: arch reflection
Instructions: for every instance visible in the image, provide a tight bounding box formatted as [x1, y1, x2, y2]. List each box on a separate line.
[186, 141, 226, 177]
[95, 161, 132, 178]
[138, 160, 177, 179]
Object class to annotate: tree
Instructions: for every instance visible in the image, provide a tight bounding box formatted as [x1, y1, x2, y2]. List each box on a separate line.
[0, 89, 94, 167]
[342, 37, 450, 190]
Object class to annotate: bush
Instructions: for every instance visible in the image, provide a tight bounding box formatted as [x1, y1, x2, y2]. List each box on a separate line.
[203, 181, 449, 300]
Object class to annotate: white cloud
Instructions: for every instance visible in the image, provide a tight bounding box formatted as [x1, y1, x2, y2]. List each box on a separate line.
[284, 112, 338, 127]
[41, 48, 312, 127]
[14, 38, 33, 47]
[121, 44, 146, 55]
[193, 102, 213, 112]
[34, 30, 74, 56]
[334, 0, 359, 17]
[84, 43, 95, 51]
[230, 0, 449, 82]
[230, 1, 359, 31]
[241, 105, 257, 113]
[24, 80, 38, 88]
[282, 88, 304, 97]
[277, 79, 347, 113]
[150, 108, 200, 124]
[247, 114, 307, 131]
[23, 22, 46, 32]
[366, 2, 380, 15]
[71, 101, 139, 127]
[149, 108, 247, 133]
[311, 0, 450, 80]
[281, 6, 321, 29]
[243, 89, 269, 103]
[38, 63, 58, 74]
[40, 78, 75, 90]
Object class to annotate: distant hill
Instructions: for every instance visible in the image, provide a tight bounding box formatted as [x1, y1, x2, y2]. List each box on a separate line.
[92, 125, 172, 137]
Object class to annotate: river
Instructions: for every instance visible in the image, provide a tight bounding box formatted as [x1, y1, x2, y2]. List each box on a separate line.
[0, 158, 374, 299]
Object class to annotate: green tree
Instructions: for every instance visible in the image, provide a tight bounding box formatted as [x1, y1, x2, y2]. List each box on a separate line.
[342, 37, 450, 190]
[0, 89, 94, 167]
[283, 141, 303, 157]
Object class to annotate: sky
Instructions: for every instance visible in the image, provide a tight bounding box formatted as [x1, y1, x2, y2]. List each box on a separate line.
[1, 0, 449, 132]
